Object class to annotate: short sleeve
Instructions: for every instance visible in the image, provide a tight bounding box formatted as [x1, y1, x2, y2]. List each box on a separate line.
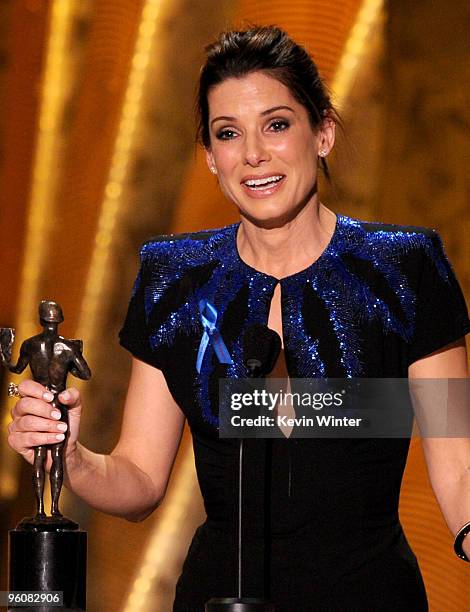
[119, 243, 165, 370]
[407, 230, 470, 365]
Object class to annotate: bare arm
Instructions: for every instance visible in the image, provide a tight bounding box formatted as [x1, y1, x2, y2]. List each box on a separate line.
[408, 337, 470, 559]
[66, 358, 185, 520]
[8, 341, 30, 374]
[70, 351, 92, 380]
[8, 357, 186, 522]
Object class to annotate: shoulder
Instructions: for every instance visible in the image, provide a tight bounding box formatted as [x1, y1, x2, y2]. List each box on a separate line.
[58, 337, 83, 352]
[342, 214, 444, 262]
[132, 224, 237, 299]
[25, 333, 43, 345]
[339, 216, 459, 298]
[138, 223, 236, 267]
[345, 214, 436, 244]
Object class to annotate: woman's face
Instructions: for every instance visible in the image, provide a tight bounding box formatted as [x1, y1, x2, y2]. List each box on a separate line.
[205, 71, 334, 226]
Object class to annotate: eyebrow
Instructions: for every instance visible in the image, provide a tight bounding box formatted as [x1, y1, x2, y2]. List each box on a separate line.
[210, 105, 295, 127]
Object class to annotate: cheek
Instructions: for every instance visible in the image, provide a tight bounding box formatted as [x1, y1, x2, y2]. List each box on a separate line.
[211, 144, 239, 171]
[273, 132, 315, 162]
[214, 166, 241, 202]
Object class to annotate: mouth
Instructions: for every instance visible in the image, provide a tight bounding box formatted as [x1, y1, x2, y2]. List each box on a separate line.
[241, 174, 286, 196]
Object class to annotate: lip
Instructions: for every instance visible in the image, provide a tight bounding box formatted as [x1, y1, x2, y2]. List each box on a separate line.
[240, 173, 286, 199]
[240, 172, 285, 184]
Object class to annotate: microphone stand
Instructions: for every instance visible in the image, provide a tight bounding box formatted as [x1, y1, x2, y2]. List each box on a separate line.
[205, 358, 275, 612]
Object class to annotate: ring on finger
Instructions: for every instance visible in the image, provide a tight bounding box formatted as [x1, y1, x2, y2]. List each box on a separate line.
[8, 382, 21, 398]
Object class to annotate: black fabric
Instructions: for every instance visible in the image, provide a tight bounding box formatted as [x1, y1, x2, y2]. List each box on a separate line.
[340, 251, 409, 328]
[119, 246, 162, 369]
[302, 283, 344, 376]
[407, 230, 470, 365]
[118, 219, 470, 611]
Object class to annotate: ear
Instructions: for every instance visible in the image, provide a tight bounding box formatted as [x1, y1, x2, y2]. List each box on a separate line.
[205, 147, 217, 174]
[317, 116, 336, 156]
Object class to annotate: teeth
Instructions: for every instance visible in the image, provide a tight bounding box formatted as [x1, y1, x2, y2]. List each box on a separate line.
[244, 175, 283, 187]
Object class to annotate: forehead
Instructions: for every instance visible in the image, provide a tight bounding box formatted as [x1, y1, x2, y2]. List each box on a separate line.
[207, 72, 300, 117]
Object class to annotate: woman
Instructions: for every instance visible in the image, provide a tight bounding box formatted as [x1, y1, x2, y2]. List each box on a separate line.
[7, 26, 470, 611]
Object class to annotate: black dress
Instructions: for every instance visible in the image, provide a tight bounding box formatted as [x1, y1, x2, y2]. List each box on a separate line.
[119, 214, 470, 611]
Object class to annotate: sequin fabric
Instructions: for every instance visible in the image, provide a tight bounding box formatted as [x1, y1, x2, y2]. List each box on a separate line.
[128, 214, 456, 428]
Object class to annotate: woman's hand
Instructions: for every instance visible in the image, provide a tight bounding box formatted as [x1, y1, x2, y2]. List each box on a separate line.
[7, 380, 83, 472]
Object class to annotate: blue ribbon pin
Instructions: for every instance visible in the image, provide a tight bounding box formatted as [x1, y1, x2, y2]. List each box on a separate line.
[196, 299, 233, 373]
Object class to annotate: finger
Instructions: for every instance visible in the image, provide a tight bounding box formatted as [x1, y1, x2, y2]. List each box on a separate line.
[58, 387, 81, 409]
[6, 433, 34, 462]
[15, 414, 68, 434]
[18, 380, 54, 402]
[12, 396, 62, 420]
[9, 430, 66, 452]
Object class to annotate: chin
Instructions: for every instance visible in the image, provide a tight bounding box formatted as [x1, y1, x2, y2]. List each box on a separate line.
[238, 204, 300, 229]
[237, 194, 311, 229]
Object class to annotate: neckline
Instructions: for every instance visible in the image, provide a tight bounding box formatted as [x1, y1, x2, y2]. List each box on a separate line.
[232, 213, 343, 283]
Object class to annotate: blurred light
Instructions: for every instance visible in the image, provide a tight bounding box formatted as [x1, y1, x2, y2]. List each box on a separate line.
[77, 0, 163, 344]
[105, 182, 122, 199]
[0, 0, 75, 500]
[122, 444, 198, 612]
[332, 0, 385, 108]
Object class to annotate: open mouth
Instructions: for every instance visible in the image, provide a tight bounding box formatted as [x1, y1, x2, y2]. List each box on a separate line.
[242, 174, 285, 192]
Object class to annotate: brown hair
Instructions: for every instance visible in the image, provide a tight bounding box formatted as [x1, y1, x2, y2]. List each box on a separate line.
[195, 25, 343, 181]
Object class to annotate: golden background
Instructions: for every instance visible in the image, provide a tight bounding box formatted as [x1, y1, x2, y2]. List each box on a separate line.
[0, 1, 469, 610]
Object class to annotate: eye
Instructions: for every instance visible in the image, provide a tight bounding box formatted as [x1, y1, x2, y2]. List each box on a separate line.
[268, 119, 290, 132]
[215, 128, 238, 140]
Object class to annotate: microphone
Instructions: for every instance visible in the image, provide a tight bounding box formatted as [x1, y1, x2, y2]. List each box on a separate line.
[243, 324, 282, 378]
[206, 324, 281, 612]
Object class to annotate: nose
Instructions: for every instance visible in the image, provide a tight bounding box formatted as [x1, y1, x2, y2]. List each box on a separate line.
[243, 132, 270, 167]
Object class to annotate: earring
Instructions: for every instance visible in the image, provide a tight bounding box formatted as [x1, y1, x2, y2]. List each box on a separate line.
[318, 149, 327, 157]
[210, 166, 217, 174]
